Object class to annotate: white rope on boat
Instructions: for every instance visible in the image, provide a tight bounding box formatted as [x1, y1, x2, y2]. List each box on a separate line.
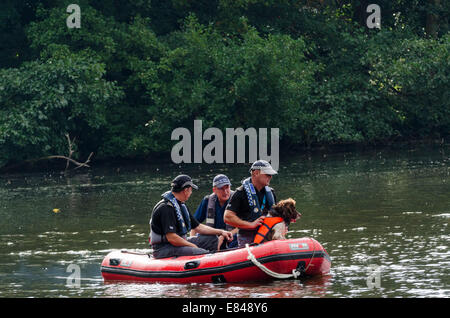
[245, 244, 301, 279]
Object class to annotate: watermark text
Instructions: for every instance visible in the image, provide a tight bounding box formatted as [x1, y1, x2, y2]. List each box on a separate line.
[171, 120, 279, 170]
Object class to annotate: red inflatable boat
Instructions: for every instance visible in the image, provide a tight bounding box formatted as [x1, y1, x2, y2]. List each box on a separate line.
[101, 237, 331, 284]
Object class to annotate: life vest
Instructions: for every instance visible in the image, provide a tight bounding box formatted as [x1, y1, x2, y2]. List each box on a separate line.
[241, 177, 275, 222]
[204, 192, 235, 231]
[149, 191, 191, 245]
[253, 217, 284, 244]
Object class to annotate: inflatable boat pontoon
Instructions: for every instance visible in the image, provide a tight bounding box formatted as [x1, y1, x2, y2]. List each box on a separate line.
[101, 237, 331, 284]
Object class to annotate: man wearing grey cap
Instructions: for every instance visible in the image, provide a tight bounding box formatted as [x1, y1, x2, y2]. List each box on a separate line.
[191, 174, 238, 249]
[149, 174, 233, 259]
[224, 160, 278, 247]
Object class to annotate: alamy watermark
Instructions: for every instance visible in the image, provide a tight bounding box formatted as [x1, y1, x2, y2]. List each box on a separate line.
[367, 4, 381, 29]
[333, 264, 382, 290]
[66, 3, 380, 30]
[66, 4, 81, 29]
[66, 263, 81, 288]
[171, 120, 279, 170]
[366, 264, 382, 289]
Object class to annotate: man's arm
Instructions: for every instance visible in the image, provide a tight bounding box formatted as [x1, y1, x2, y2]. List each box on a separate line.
[194, 223, 233, 241]
[224, 210, 265, 230]
[165, 232, 198, 248]
[159, 205, 198, 247]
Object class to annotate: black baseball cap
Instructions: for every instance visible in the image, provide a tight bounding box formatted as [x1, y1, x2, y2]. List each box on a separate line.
[171, 174, 198, 192]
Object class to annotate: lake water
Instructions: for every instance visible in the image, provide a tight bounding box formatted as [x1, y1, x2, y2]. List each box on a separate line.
[0, 145, 449, 298]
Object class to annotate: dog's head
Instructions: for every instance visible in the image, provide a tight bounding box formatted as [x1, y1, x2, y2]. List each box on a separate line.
[270, 198, 301, 225]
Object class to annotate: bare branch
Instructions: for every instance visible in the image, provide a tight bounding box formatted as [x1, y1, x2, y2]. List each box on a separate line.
[45, 155, 92, 169]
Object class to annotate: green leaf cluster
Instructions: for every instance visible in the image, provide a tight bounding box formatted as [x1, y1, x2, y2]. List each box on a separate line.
[0, 0, 448, 169]
[0, 50, 122, 167]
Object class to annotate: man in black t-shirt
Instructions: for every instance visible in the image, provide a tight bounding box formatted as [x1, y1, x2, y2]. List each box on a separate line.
[224, 160, 278, 247]
[150, 174, 233, 259]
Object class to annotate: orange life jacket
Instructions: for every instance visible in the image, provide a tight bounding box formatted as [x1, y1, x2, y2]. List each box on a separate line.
[253, 217, 284, 244]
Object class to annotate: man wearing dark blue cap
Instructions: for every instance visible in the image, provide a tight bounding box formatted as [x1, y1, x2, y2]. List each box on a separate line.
[191, 174, 238, 249]
[149, 174, 233, 259]
[224, 160, 278, 247]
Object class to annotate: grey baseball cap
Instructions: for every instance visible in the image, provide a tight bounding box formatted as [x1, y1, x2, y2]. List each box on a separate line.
[249, 160, 278, 175]
[212, 174, 231, 188]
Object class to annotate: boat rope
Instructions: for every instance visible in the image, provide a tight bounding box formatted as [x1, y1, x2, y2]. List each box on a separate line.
[303, 238, 316, 273]
[245, 244, 301, 279]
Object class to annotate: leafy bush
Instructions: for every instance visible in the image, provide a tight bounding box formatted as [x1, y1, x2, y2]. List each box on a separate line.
[366, 32, 450, 137]
[1, 1, 448, 169]
[137, 16, 317, 151]
[0, 51, 123, 167]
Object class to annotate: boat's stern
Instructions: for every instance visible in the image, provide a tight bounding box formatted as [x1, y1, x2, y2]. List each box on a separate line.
[303, 238, 331, 276]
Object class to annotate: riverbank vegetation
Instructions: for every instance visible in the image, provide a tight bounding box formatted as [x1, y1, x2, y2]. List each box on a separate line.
[1, 0, 449, 170]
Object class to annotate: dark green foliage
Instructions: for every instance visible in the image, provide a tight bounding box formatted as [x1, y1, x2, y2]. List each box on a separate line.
[0, 50, 123, 167]
[366, 32, 450, 137]
[139, 17, 317, 150]
[0, 0, 448, 169]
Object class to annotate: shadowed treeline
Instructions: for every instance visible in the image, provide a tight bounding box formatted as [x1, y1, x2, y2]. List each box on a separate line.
[1, 0, 448, 170]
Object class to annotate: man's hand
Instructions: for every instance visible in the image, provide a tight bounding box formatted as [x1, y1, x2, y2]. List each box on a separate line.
[249, 216, 266, 229]
[220, 230, 233, 241]
[224, 210, 266, 230]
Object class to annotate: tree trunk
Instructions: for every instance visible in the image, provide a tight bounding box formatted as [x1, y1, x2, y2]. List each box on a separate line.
[426, 0, 440, 37]
[353, 0, 370, 28]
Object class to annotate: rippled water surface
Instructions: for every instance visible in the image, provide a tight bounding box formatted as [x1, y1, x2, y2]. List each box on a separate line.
[0, 146, 449, 297]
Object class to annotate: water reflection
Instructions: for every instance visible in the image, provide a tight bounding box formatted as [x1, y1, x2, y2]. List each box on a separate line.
[100, 275, 332, 298]
[0, 145, 449, 297]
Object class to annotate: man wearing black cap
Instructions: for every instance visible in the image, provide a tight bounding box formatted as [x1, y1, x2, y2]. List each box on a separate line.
[224, 160, 278, 247]
[191, 174, 238, 249]
[149, 174, 233, 259]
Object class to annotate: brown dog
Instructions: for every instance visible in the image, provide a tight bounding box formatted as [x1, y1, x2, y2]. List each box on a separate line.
[266, 198, 301, 241]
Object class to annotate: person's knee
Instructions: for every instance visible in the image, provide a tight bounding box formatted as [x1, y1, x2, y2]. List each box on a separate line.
[152, 244, 208, 259]
[190, 247, 209, 255]
[189, 234, 218, 251]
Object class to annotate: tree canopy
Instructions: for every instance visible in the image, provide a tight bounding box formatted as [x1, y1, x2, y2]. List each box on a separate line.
[0, 0, 449, 169]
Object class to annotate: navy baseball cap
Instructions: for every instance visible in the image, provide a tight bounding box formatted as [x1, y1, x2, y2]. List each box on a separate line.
[249, 160, 278, 175]
[171, 174, 198, 192]
[212, 174, 231, 188]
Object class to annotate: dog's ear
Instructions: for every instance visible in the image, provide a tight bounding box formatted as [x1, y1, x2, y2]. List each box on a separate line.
[269, 207, 281, 217]
[291, 204, 298, 218]
[286, 202, 299, 221]
[284, 202, 294, 214]
[281, 204, 293, 224]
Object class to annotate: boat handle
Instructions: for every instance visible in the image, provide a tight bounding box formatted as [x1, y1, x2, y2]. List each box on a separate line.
[184, 260, 200, 270]
[109, 258, 121, 266]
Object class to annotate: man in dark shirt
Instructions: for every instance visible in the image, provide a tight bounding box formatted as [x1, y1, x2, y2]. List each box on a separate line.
[150, 174, 233, 259]
[224, 160, 278, 247]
